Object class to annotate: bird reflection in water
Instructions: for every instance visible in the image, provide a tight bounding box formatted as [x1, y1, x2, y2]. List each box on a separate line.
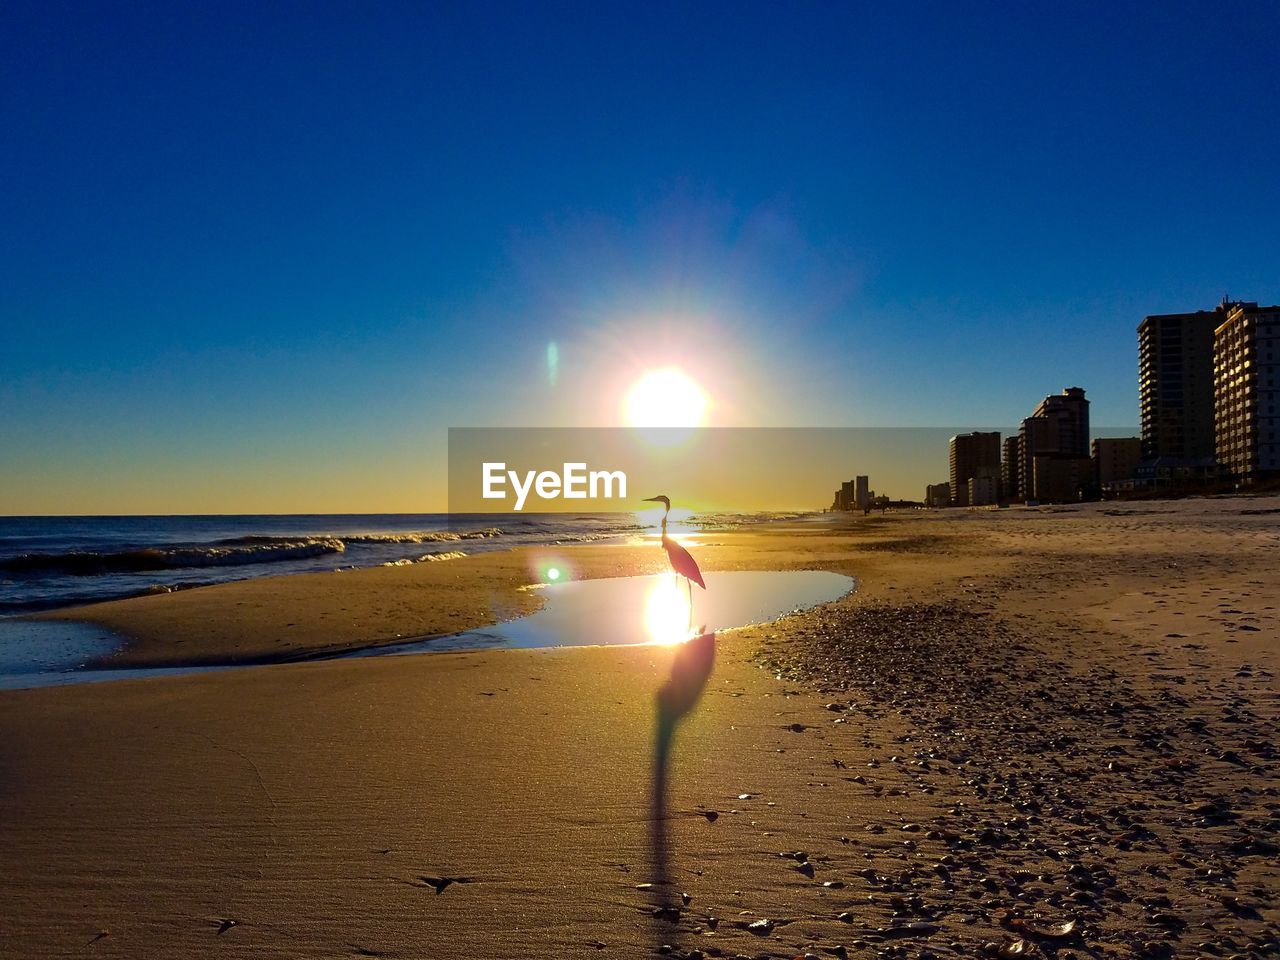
[649, 627, 716, 947]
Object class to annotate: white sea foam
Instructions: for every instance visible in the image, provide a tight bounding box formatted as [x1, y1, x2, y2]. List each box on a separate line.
[1, 538, 347, 576]
[344, 527, 501, 544]
[382, 550, 468, 566]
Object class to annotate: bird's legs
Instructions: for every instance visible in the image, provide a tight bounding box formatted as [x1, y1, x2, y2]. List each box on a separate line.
[686, 577, 693, 635]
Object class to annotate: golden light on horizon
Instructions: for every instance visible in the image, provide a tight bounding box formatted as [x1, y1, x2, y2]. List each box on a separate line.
[643, 572, 694, 645]
[624, 367, 709, 429]
[633, 505, 696, 531]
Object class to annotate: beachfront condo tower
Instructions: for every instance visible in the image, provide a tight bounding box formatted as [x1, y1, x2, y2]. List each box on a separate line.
[949, 432, 1001, 507]
[855, 475, 870, 512]
[925, 482, 951, 508]
[1214, 301, 1280, 484]
[1092, 436, 1143, 495]
[1138, 305, 1222, 465]
[1019, 387, 1091, 502]
[1002, 435, 1022, 504]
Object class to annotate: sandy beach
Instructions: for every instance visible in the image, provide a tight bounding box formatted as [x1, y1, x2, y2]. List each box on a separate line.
[2, 500, 1278, 959]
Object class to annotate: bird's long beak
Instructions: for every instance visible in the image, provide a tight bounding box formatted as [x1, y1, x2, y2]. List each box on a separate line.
[642, 497, 663, 503]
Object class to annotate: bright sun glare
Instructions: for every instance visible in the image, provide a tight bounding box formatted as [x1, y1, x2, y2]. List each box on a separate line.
[624, 367, 709, 429]
[643, 572, 694, 644]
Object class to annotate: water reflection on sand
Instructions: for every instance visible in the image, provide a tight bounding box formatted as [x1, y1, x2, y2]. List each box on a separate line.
[382, 569, 854, 654]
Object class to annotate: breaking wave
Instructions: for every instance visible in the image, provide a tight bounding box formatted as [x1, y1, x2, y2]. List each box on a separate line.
[379, 550, 468, 567]
[219, 528, 501, 546]
[0, 539, 348, 577]
[345, 527, 501, 543]
[0, 528, 505, 578]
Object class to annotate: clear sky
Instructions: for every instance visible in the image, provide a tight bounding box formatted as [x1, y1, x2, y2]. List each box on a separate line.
[2, 1, 1277, 513]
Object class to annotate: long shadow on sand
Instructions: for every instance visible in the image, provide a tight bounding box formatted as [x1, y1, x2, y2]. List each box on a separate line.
[649, 629, 716, 951]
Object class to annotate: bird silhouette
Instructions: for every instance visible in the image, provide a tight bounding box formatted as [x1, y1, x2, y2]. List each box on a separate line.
[643, 495, 705, 629]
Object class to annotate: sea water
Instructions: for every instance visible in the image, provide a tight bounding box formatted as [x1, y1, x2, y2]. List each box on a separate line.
[369, 570, 856, 653]
[0, 570, 851, 690]
[0, 512, 804, 613]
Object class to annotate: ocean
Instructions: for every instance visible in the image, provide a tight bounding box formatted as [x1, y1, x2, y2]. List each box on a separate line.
[0, 511, 798, 614]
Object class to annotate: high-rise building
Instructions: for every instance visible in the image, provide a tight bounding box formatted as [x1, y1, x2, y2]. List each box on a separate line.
[968, 475, 997, 506]
[1214, 302, 1280, 484]
[1138, 304, 1223, 463]
[835, 479, 856, 511]
[1030, 454, 1093, 503]
[1092, 437, 1142, 489]
[1030, 387, 1090, 455]
[924, 482, 950, 508]
[855, 475, 870, 512]
[1019, 387, 1089, 500]
[949, 432, 1001, 507]
[1002, 435, 1022, 503]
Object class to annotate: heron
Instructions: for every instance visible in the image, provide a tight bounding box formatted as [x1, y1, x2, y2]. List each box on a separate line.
[643, 495, 705, 629]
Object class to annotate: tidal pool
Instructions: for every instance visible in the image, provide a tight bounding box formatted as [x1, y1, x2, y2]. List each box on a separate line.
[0, 618, 134, 691]
[0, 570, 854, 689]
[370, 569, 855, 655]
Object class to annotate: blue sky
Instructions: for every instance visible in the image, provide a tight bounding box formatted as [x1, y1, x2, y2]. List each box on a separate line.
[2, 1, 1278, 511]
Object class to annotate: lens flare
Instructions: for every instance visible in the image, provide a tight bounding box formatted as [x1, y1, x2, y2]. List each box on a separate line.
[546, 341, 559, 387]
[530, 554, 573, 584]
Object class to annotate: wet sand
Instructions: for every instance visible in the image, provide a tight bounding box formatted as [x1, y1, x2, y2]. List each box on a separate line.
[2, 500, 1277, 958]
[35, 533, 882, 667]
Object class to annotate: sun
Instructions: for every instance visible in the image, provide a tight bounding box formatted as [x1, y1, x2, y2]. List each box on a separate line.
[624, 367, 709, 428]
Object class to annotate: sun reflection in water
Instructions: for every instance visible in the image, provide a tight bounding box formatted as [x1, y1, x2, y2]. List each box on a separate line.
[644, 573, 695, 645]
